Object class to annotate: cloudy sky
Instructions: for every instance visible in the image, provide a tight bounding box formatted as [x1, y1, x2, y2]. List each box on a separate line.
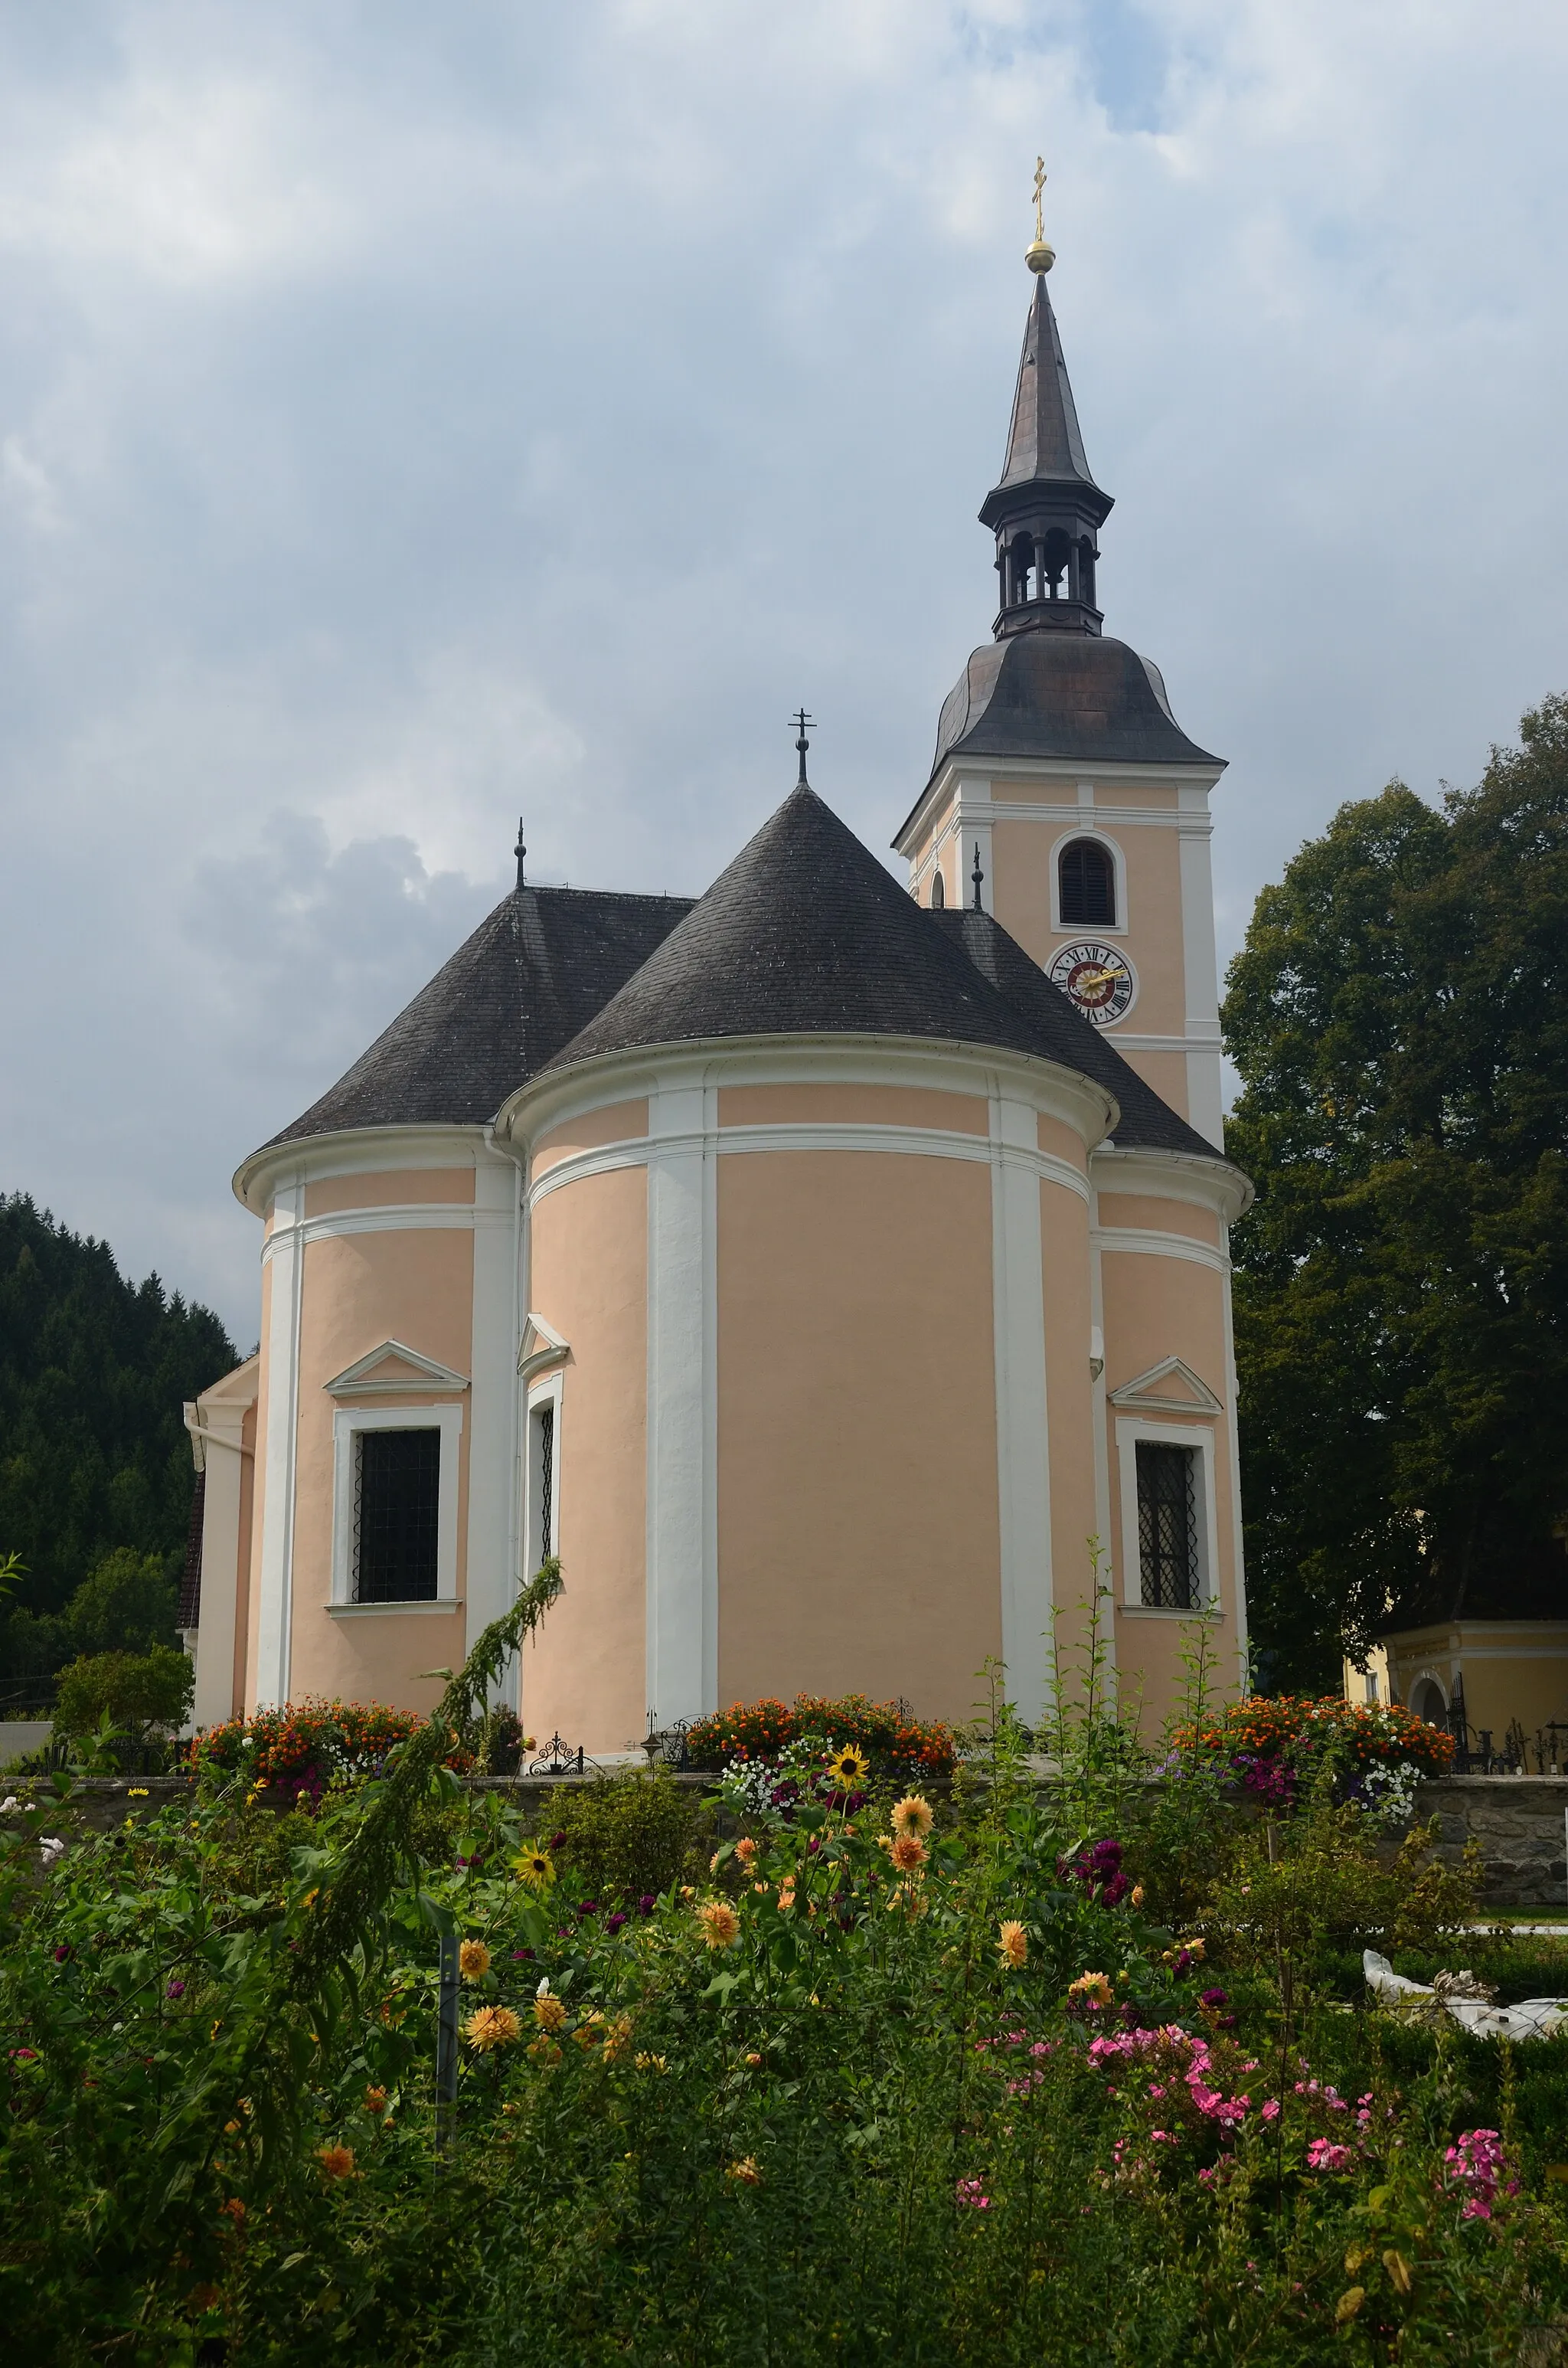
[2, 0, 1565, 1342]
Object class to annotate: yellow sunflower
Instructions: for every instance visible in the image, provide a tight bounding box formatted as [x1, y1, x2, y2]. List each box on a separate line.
[825, 1742, 870, 1786]
[514, 1843, 556, 1892]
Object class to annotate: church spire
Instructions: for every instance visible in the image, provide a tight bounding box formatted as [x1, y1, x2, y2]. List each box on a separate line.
[978, 181, 1113, 640]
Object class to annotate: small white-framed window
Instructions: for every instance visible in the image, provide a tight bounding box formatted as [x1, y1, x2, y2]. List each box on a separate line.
[525, 1375, 563, 1577]
[330, 1402, 462, 1609]
[1050, 828, 1128, 936]
[1115, 1416, 1219, 1613]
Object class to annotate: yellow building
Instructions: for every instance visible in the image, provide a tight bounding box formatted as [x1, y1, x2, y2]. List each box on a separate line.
[1347, 1624, 1568, 1765]
[181, 244, 1253, 1755]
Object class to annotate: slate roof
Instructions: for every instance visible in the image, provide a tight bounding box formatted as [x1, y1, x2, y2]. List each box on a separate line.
[542, 785, 1230, 1164]
[987, 268, 1103, 504]
[256, 787, 1228, 1173]
[263, 885, 694, 1147]
[923, 631, 1221, 788]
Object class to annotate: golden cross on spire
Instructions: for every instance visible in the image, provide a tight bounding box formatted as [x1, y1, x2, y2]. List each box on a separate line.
[1025, 152, 1055, 274]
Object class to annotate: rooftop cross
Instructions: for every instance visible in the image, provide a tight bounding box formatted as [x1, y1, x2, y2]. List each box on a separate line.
[514, 816, 527, 891]
[1026, 152, 1056, 276]
[791, 708, 815, 786]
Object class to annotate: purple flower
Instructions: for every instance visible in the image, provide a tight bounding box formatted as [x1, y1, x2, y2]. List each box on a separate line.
[511, 1946, 535, 1961]
[577, 1900, 598, 1919]
[53, 1944, 71, 1964]
[637, 1894, 657, 1917]
[548, 1831, 567, 1851]
[605, 1912, 627, 1935]
[1200, 1987, 1229, 2010]
[165, 1977, 186, 1998]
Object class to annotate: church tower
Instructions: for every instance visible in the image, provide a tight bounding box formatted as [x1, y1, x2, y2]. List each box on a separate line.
[893, 229, 1226, 1147]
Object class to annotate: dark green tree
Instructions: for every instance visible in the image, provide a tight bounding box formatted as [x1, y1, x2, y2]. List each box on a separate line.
[0, 1195, 237, 1689]
[1223, 693, 1568, 1689]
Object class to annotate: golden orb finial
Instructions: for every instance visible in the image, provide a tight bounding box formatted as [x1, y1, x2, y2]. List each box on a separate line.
[1024, 152, 1055, 274]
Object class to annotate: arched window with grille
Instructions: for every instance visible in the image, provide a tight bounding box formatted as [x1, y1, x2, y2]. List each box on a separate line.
[1058, 837, 1116, 927]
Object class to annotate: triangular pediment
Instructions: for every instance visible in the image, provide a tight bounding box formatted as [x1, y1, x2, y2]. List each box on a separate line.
[325, 1340, 469, 1397]
[518, 1312, 570, 1382]
[1109, 1356, 1223, 1417]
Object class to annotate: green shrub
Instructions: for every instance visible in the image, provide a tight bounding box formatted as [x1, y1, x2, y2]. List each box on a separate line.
[53, 1644, 193, 1738]
[549, 1768, 697, 1902]
[65, 1546, 178, 1657]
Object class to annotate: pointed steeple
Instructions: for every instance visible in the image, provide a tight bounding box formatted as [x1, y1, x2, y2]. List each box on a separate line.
[978, 264, 1113, 639]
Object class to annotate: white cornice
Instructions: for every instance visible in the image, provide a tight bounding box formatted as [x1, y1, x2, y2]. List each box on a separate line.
[528, 1120, 1094, 1210]
[234, 1123, 504, 1220]
[323, 1339, 470, 1396]
[1090, 1143, 1253, 1223]
[893, 755, 1225, 858]
[498, 1034, 1116, 1156]
[260, 1202, 513, 1265]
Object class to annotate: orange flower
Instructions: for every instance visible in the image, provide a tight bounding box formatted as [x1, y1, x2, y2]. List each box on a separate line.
[734, 1837, 757, 1866]
[890, 1833, 928, 1874]
[458, 1938, 491, 1981]
[890, 1794, 934, 1838]
[697, 1899, 741, 1950]
[465, 2005, 521, 2052]
[603, 2013, 633, 2063]
[1067, 1970, 1112, 2007]
[220, 2196, 247, 2225]
[997, 1920, 1028, 1971]
[317, 2144, 356, 2180]
[726, 2156, 763, 2185]
[364, 2085, 388, 2115]
[776, 1879, 796, 1911]
[532, 1993, 567, 2034]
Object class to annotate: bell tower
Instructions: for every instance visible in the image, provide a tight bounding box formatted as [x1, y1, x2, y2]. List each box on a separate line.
[892, 180, 1228, 1148]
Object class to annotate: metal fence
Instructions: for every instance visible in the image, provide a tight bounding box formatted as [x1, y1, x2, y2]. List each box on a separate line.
[1445, 1710, 1568, 1777]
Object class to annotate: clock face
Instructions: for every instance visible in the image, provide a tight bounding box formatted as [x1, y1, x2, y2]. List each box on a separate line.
[1049, 940, 1135, 1025]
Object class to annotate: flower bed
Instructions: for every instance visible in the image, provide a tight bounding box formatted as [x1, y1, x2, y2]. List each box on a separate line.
[1172, 1694, 1453, 1815]
[186, 1699, 466, 1807]
[683, 1691, 956, 1778]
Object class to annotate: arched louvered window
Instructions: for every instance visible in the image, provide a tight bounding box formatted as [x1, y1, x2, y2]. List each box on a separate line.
[1058, 837, 1116, 927]
[929, 868, 946, 909]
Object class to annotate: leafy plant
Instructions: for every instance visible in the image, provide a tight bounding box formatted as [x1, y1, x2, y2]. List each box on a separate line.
[53, 1644, 193, 1738]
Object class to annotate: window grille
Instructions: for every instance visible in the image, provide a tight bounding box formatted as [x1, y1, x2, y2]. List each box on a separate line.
[537, 1402, 555, 1558]
[1059, 838, 1116, 927]
[353, 1428, 440, 1602]
[1135, 1441, 1198, 1610]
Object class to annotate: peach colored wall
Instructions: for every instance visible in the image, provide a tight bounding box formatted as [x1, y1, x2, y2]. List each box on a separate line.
[1096, 783, 1178, 808]
[1118, 1049, 1190, 1117]
[1039, 1176, 1100, 1666]
[533, 1100, 650, 1175]
[523, 1163, 648, 1753]
[286, 1227, 476, 1702]
[718, 1083, 988, 1134]
[305, 1169, 475, 1217]
[993, 816, 1061, 970]
[1037, 1114, 1089, 1166]
[716, 1148, 1001, 1722]
[232, 1404, 256, 1719]
[1099, 1251, 1230, 1417]
[1096, 1194, 1220, 1247]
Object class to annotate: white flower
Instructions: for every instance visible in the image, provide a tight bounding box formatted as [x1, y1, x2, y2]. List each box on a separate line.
[536, 1976, 552, 1998]
[39, 1836, 65, 1865]
[0, 1797, 20, 1813]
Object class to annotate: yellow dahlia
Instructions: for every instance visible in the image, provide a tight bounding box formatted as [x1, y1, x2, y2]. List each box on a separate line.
[533, 1992, 568, 2033]
[1067, 1969, 1113, 2007]
[458, 1938, 491, 1981]
[697, 1899, 741, 1950]
[998, 1920, 1028, 1971]
[464, 2004, 522, 2052]
[890, 1794, 934, 1838]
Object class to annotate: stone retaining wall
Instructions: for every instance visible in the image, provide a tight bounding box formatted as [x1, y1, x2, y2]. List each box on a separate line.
[1415, 1775, 1568, 1908]
[18, 1772, 1568, 1908]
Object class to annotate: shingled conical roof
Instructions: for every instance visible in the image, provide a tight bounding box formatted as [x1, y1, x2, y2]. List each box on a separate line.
[261, 884, 693, 1149]
[993, 268, 1101, 496]
[544, 783, 1082, 1077]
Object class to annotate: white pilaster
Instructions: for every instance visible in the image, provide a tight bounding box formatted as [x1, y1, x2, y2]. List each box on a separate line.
[466, 1144, 524, 1660]
[954, 780, 995, 914]
[990, 1094, 1053, 1723]
[255, 1176, 304, 1706]
[1178, 787, 1224, 1147]
[185, 1403, 250, 1730]
[645, 1082, 716, 1727]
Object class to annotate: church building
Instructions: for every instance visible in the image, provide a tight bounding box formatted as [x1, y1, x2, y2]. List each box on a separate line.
[181, 231, 1253, 1756]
